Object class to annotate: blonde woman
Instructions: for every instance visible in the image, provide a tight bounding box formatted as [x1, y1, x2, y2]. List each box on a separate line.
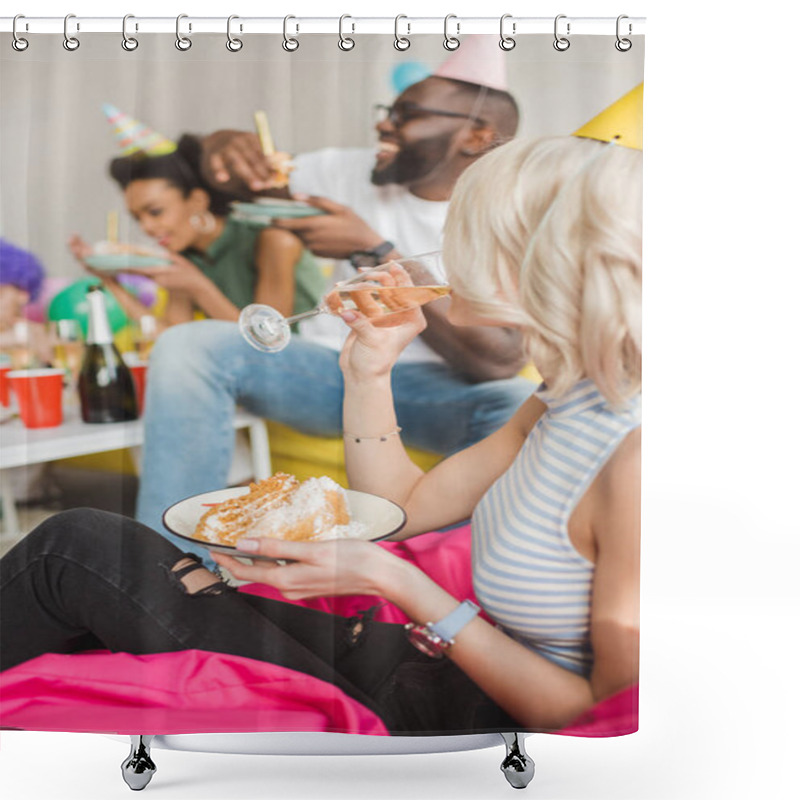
[1, 135, 642, 737]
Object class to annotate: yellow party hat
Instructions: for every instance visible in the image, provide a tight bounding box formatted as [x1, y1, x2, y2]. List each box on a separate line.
[572, 83, 643, 150]
[103, 104, 177, 156]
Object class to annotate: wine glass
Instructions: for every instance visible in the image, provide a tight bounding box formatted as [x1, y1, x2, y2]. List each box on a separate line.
[240, 251, 450, 353]
[133, 314, 159, 362]
[5, 321, 37, 369]
[49, 319, 85, 401]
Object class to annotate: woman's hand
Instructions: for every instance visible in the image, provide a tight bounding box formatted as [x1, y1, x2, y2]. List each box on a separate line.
[68, 234, 93, 263]
[211, 538, 398, 601]
[68, 234, 114, 283]
[337, 265, 427, 382]
[132, 253, 210, 296]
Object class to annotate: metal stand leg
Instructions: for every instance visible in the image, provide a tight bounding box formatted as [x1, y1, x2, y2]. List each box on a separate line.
[500, 732, 535, 789]
[121, 735, 156, 791]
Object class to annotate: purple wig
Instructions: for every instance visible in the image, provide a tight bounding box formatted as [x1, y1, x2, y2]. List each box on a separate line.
[0, 238, 46, 302]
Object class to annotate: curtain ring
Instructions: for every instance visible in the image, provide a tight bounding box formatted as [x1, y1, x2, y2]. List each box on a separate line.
[499, 14, 516, 51]
[553, 14, 570, 51]
[394, 15, 411, 51]
[338, 15, 355, 51]
[63, 13, 80, 51]
[122, 14, 139, 51]
[615, 15, 632, 52]
[175, 14, 192, 51]
[443, 14, 460, 51]
[282, 15, 299, 52]
[12, 15, 29, 52]
[226, 15, 243, 51]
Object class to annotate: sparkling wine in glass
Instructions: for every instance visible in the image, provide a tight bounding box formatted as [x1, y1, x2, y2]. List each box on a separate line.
[239, 251, 450, 353]
[49, 319, 84, 380]
[133, 314, 159, 361]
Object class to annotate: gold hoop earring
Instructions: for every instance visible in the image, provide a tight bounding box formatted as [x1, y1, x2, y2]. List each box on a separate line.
[190, 212, 216, 234]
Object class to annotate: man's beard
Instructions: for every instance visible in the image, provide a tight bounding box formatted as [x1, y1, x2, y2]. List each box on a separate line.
[371, 133, 453, 187]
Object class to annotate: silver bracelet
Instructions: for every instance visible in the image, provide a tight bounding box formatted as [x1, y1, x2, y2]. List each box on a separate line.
[343, 426, 402, 443]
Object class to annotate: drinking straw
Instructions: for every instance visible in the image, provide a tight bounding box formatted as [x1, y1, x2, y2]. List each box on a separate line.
[254, 110, 275, 156]
[107, 211, 119, 244]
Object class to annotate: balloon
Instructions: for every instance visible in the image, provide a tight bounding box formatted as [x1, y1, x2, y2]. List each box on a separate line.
[23, 276, 71, 323]
[117, 273, 158, 308]
[47, 278, 128, 336]
[390, 61, 432, 95]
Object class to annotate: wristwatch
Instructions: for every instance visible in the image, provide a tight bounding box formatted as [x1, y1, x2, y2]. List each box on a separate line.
[349, 240, 395, 268]
[405, 600, 481, 659]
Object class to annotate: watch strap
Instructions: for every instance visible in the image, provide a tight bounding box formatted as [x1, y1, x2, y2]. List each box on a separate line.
[429, 600, 480, 642]
[349, 240, 394, 267]
[370, 240, 394, 261]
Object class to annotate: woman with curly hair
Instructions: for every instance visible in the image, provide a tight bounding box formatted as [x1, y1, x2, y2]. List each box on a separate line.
[69, 134, 324, 331]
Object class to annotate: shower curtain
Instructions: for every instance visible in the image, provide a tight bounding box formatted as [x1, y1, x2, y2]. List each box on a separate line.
[0, 22, 644, 743]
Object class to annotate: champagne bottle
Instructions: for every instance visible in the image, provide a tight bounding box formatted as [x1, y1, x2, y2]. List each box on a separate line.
[78, 286, 138, 423]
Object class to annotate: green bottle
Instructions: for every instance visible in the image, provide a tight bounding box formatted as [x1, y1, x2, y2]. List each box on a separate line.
[77, 286, 138, 423]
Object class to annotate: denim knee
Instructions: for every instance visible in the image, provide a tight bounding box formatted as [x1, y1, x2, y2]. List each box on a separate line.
[149, 321, 210, 377]
[147, 320, 242, 401]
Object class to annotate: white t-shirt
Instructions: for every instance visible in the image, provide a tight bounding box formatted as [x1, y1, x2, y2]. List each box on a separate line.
[290, 147, 449, 364]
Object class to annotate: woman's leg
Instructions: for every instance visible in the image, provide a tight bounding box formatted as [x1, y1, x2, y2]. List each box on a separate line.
[1, 509, 519, 733]
[1, 508, 435, 721]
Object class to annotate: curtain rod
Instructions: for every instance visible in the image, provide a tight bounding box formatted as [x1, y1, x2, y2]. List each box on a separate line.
[1, 16, 646, 36]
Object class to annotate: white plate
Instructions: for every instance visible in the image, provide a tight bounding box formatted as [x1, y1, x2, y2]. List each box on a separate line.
[229, 199, 325, 227]
[162, 485, 407, 562]
[85, 253, 172, 271]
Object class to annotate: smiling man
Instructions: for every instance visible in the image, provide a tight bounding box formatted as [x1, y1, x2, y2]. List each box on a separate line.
[136, 38, 535, 562]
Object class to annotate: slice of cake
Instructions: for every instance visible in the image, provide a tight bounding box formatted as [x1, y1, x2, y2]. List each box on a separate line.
[194, 473, 364, 546]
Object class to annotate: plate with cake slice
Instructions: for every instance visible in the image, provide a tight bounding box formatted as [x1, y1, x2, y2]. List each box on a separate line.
[229, 198, 326, 228]
[162, 473, 407, 562]
[85, 242, 172, 271]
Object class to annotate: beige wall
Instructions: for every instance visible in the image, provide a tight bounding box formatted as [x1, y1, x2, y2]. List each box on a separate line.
[1, 33, 644, 277]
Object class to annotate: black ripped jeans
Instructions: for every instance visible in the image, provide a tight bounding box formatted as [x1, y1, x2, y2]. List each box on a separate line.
[0, 509, 517, 735]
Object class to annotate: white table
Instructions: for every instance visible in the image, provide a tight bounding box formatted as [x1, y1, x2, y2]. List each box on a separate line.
[0, 408, 270, 540]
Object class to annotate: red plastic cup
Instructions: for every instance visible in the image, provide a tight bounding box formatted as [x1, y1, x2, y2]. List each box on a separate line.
[124, 356, 148, 414]
[0, 364, 11, 407]
[7, 368, 65, 428]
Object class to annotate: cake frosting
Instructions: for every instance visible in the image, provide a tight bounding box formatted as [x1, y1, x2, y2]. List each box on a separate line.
[194, 473, 367, 546]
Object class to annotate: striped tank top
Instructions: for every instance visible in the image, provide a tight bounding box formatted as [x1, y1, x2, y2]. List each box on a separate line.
[472, 379, 641, 677]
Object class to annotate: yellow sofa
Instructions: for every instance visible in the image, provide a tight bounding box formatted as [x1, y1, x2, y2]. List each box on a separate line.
[266, 363, 542, 484]
[265, 421, 441, 486]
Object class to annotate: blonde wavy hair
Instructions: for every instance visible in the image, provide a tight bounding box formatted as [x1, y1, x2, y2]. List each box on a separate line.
[443, 136, 642, 406]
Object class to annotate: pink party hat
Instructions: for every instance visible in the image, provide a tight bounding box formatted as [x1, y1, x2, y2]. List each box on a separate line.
[102, 103, 177, 156]
[433, 35, 508, 92]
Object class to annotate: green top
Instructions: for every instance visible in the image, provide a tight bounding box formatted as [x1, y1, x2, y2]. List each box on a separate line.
[183, 217, 325, 319]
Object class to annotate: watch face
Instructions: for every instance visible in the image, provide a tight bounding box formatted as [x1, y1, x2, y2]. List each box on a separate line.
[350, 251, 379, 269]
[407, 627, 447, 659]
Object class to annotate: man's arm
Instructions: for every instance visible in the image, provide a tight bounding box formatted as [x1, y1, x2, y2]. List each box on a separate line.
[419, 301, 527, 381]
[273, 196, 527, 382]
[199, 137, 527, 381]
[199, 130, 291, 199]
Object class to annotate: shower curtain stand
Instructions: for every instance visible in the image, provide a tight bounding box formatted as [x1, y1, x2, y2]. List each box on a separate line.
[121, 732, 535, 791]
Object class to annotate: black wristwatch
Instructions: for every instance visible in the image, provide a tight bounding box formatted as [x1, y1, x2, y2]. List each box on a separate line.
[349, 240, 395, 269]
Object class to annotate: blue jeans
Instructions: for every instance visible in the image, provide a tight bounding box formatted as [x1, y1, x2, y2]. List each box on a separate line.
[136, 320, 532, 562]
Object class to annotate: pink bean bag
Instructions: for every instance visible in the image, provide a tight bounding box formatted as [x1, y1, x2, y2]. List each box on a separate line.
[0, 525, 637, 737]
